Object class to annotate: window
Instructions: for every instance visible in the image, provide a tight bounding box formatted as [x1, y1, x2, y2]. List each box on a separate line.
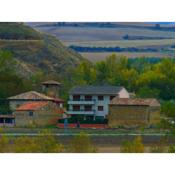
[4, 118, 13, 124]
[73, 95, 80, 101]
[98, 96, 104, 101]
[73, 105, 80, 111]
[84, 105, 92, 111]
[85, 95, 92, 101]
[0, 118, 4, 123]
[98, 106, 103, 111]
[110, 96, 115, 100]
[29, 111, 34, 116]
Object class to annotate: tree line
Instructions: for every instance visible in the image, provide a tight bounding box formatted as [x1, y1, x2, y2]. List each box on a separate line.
[1, 50, 175, 121]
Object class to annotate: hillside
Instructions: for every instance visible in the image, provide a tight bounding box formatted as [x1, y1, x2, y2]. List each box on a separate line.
[0, 23, 85, 77]
[27, 22, 175, 61]
[29, 22, 175, 42]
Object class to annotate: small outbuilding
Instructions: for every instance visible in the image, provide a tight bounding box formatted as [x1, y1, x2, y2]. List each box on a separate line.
[108, 98, 161, 127]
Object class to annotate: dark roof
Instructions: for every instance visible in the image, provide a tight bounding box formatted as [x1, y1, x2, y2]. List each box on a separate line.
[42, 80, 61, 86]
[69, 86, 124, 95]
[110, 98, 160, 107]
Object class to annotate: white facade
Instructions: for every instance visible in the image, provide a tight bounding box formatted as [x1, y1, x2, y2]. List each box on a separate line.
[67, 87, 129, 119]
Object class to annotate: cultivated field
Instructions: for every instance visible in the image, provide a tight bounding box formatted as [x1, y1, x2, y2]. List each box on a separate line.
[64, 39, 175, 47]
[31, 23, 175, 61]
[35, 26, 175, 42]
[80, 52, 175, 62]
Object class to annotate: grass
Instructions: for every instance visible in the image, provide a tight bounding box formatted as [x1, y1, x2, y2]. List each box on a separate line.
[0, 127, 169, 135]
[0, 23, 42, 40]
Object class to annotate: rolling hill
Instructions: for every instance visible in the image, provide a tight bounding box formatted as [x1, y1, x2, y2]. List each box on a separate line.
[28, 22, 175, 61]
[0, 23, 85, 77]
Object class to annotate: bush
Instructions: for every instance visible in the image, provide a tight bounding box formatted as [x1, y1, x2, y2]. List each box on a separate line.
[121, 136, 144, 153]
[0, 129, 65, 153]
[68, 132, 97, 153]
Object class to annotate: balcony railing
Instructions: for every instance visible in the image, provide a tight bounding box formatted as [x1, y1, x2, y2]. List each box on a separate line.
[67, 110, 95, 115]
[68, 99, 96, 105]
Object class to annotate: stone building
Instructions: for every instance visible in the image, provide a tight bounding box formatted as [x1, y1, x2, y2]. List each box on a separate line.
[108, 98, 161, 127]
[8, 91, 56, 111]
[13, 101, 64, 127]
[6, 80, 64, 127]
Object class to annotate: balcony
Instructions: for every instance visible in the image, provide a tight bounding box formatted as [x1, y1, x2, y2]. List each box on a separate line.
[68, 99, 95, 105]
[67, 110, 95, 115]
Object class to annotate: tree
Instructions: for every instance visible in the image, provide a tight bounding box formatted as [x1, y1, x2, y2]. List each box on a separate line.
[69, 132, 97, 153]
[161, 101, 175, 119]
[36, 129, 64, 153]
[121, 136, 144, 153]
[137, 86, 160, 98]
[13, 136, 39, 153]
[72, 61, 97, 85]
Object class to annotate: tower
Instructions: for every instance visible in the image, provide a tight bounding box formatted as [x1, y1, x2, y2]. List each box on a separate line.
[42, 80, 61, 98]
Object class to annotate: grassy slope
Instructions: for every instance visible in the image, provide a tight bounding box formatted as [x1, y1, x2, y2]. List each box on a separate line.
[0, 23, 42, 40]
[0, 23, 85, 77]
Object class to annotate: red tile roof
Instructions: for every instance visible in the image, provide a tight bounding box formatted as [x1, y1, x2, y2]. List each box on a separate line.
[110, 98, 160, 107]
[16, 102, 48, 111]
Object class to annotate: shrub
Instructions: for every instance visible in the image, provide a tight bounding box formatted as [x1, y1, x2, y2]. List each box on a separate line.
[121, 136, 144, 153]
[68, 132, 97, 153]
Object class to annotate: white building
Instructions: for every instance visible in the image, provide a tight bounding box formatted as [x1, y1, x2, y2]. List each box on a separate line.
[67, 86, 130, 120]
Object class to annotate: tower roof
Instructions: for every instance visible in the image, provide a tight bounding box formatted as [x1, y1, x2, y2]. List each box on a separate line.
[42, 80, 61, 86]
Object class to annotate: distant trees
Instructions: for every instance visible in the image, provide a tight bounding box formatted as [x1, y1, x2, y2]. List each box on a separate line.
[155, 23, 161, 29]
[65, 54, 175, 101]
[69, 45, 158, 52]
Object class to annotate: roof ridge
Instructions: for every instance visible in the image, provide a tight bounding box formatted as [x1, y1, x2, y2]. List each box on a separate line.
[8, 90, 53, 100]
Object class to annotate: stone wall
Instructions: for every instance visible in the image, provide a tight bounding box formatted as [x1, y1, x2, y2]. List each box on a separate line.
[107, 105, 160, 127]
[14, 110, 62, 127]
